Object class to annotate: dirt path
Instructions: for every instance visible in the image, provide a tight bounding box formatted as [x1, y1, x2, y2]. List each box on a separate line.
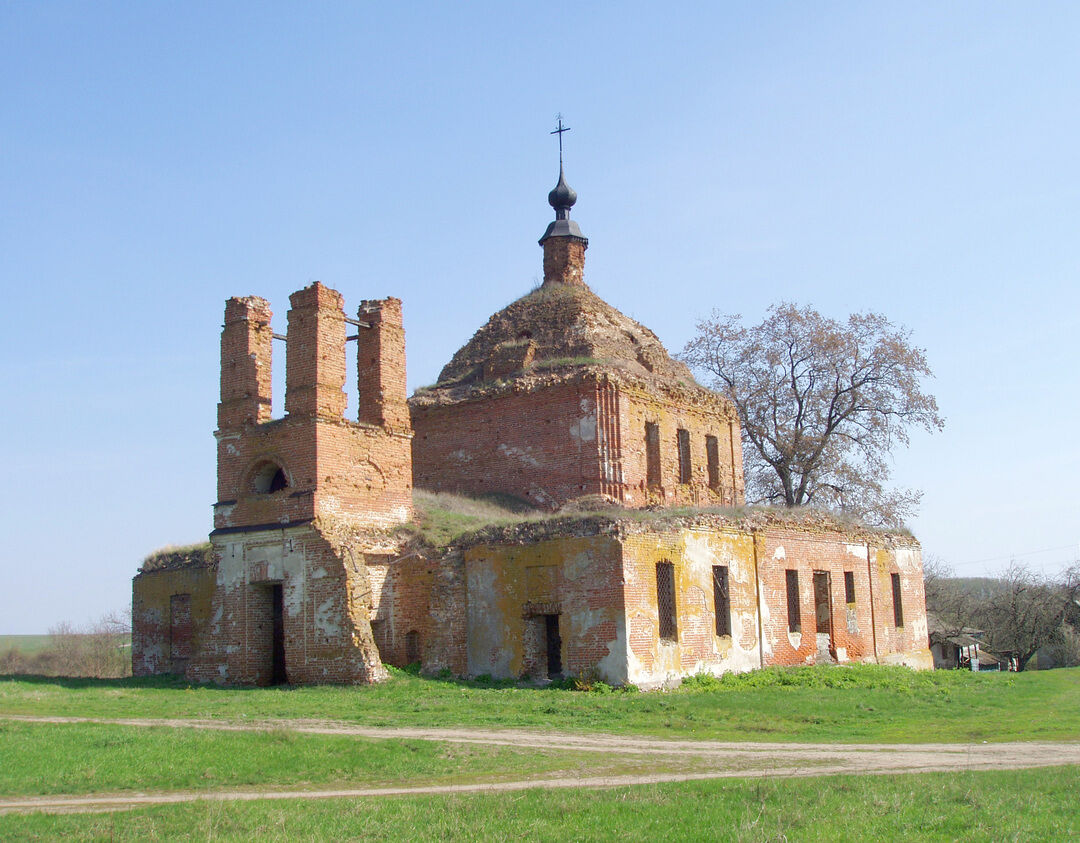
[3, 714, 1079, 815]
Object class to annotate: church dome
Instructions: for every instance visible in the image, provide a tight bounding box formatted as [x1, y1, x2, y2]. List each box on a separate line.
[548, 167, 578, 211]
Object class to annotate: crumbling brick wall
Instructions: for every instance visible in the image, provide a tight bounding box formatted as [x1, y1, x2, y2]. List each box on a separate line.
[132, 557, 216, 677]
[619, 523, 932, 686]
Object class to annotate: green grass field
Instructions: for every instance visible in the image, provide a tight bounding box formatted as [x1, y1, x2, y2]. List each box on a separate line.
[0, 636, 51, 656]
[2, 664, 1079, 743]
[2, 665, 1078, 840]
[1, 767, 1077, 841]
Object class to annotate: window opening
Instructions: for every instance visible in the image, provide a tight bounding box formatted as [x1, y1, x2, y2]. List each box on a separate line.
[544, 615, 562, 677]
[706, 435, 720, 490]
[891, 573, 904, 627]
[645, 422, 661, 488]
[786, 570, 801, 633]
[844, 571, 856, 604]
[677, 428, 692, 484]
[656, 561, 677, 641]
[252, 461, 289, 494]
[813, 571, 832, 638]
[713, 565, 731, 637]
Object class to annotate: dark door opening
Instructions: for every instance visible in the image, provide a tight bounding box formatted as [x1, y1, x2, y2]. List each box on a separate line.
[270, 583, 287, 685]
[812, 571, 834, 660]
[544, 614, 562, 678]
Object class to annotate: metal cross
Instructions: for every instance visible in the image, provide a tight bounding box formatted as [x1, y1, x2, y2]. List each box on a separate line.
[551, 113, 570, 166]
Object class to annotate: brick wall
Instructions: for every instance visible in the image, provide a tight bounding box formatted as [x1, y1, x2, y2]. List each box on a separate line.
[412, 372, 745, 510]
[460, 535, 627, 683]
[619, 524, 931, 687]
[411, 376, 604, 508]
[215, 282, 412, 532]
[367, 552, 436, 667]
[617, 386, 745, 507]
[187, 524, 388, 685]
[132, 565, 217, 677]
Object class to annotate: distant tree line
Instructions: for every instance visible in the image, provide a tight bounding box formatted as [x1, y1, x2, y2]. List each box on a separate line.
[924, 560, 1080, 671]
[0, 611, 131, 679]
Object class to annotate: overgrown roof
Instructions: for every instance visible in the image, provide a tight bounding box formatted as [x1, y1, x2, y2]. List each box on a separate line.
[401, 490, 915, 550]
[139, 542, 215, 573]
[410, 284, 726, 408]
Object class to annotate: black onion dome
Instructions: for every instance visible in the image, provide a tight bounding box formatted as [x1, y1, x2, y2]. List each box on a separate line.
[548, 166, 577, 210]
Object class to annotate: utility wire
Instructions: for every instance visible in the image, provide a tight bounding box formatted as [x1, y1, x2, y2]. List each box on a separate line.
[951, 543, 1078, 568]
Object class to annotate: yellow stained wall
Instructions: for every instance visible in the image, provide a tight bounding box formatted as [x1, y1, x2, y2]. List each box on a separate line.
[463, 535, 627, 684]
[132, 566, 216, 676]
[621, 529, 762, 688]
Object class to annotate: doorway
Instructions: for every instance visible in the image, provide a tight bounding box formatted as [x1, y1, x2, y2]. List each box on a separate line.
[269, 583, 286, 685]
[812, 571, 834, 660]
[544, 614, 562, 678]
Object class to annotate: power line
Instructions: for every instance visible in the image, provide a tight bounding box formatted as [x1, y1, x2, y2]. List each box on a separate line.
[952, 543, 1078, 568]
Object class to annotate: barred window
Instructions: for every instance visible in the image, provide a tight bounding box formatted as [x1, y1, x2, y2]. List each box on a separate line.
[645, 422, 661, 488]
[713, 565, 731, 637]
[891, 573, 904, 627]
[786, 569, 801, 633]
[706, 435, 720, 490]
[844, 571, 856, 604]
[677, 429, 692, 484]
[656, 561, 677, 641]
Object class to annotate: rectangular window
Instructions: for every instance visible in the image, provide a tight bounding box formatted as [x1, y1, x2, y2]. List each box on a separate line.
[844, 571, 856, 604]
[645, 422, 661, 488]
[785, 569, 801, 633]
[656, 561, 677, 641]
[706, 435, 720, 490]
[891, 573, 904, 627]
[677, 428, 692, 484]
[713, 565, 731, 637]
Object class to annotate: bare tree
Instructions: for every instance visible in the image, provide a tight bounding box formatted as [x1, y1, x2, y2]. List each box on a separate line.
[681, 303, 944, 526]
[976, 563, 1080, 671]
[46, 611, 131, 678]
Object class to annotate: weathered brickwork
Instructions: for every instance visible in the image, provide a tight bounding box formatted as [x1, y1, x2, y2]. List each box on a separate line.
[133, 174, 931, 688]
[134, 281, 415, 686]
[132, 563, 216, 676]
[620, 525, 931, 687]
[215, 283, 412, 533]
[461, 536, 626, 682]
[187, 524, 388, 685]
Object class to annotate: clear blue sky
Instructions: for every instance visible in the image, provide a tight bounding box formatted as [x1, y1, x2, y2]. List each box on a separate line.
[2, 3, 1078, 633]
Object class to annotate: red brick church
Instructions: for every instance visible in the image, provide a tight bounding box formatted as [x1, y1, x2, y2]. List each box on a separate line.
[133, 155, 931, 688]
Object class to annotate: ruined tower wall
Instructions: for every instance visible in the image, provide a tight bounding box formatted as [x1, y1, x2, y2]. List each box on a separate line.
[132, 281, 415, 685]
[186, 525, 388, 685]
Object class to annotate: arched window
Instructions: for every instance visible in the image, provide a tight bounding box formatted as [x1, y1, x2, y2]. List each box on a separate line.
[251, 461, 289, 494]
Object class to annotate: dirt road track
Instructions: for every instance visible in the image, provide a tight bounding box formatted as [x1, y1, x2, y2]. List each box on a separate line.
[2, 715, 1078, 815]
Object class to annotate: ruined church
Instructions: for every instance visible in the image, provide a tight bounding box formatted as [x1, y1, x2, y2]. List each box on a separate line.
[132, 155, 932, 688]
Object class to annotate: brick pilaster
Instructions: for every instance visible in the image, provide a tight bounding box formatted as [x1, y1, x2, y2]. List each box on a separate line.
[285, 282, 347, 419]
[217, 296, 273, 430]
[356, 297, 409, 430]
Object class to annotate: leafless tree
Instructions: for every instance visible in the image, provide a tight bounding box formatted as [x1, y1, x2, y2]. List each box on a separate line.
[973, 563, 1080, 671]
[681, 303, 944, 526]
[46, 610, 132, 678]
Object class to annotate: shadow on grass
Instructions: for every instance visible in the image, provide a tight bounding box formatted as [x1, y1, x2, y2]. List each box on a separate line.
[0, 669, 592, 695]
